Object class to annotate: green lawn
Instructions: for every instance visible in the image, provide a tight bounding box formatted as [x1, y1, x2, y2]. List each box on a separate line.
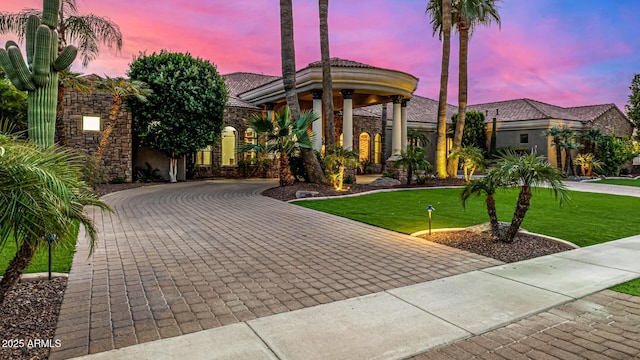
[596, 178, 640, 187]
[294, 188, 640, 247]
[0, 224, 79, 275]
[294, 188, 640, 296]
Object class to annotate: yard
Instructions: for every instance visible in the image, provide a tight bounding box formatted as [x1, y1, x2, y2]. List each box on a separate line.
[294, 187, 640, 295]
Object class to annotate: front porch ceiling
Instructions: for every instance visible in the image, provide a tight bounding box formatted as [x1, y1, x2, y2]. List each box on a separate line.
[238, 65, 419, 111]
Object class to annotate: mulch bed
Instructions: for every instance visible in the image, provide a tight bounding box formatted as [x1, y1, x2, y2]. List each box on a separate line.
[419, 231, 574, 263]
[261, 178, 464, 201]
[0, 278, 67, 360]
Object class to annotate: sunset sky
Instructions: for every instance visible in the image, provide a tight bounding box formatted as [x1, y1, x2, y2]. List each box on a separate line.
[2, 0, 639, 110]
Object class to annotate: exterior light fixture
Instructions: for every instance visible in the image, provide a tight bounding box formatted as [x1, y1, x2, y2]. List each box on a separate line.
[44, 234, 57, 280]
[426, 205, 435, 235]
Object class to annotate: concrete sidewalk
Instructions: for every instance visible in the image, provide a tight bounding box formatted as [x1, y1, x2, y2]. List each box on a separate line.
[72, 234, 640, 360]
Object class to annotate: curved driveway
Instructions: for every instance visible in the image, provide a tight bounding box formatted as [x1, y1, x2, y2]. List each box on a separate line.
[50, 179, 501, 359]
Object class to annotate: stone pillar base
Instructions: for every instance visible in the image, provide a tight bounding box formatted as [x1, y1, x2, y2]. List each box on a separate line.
[385, 159, 407, 184]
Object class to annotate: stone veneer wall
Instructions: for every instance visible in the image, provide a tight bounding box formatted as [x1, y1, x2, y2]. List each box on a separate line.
[194, 106, 263, 179]
[590, 107, 634, 137]
[61, 86, 133, 182]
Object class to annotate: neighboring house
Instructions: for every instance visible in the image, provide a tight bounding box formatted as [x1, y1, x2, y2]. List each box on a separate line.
[61, 59, 634, 181]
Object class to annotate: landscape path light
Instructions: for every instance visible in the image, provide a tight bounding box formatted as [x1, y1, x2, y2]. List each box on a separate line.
[426, 205, 435, 235]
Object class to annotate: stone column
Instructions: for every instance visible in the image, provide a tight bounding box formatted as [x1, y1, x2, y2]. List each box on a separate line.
[266, 103, 275, 121]
[311, 89, 323, 151]
[401, 99, 409, 151]
[341, 89, 354, 150]
[390, 95, 403, 158]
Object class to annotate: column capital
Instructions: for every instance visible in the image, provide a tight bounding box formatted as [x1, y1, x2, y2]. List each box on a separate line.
[401, 99, 409, 107]
[311, 89, 323, 100]
[265, 103, 275, 111]
[341, 89, 354, 99]
[391, 95, 404, 104]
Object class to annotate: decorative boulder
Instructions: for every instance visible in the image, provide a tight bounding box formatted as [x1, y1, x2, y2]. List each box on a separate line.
[369, 177, 401, 187]
[295, 190, 320, 199]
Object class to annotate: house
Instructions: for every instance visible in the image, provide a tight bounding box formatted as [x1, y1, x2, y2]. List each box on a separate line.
[60, 58, 633, 181]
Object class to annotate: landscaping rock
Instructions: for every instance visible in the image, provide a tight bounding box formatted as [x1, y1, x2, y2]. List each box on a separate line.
[369, 177, 401, 187]
[295, 190, 320, 199]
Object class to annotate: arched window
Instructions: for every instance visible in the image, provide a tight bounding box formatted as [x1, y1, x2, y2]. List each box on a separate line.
[221, 126, 237, 166]
[338, 133, 343, 148]
[359, 133, 370, 162]
[374, 134, 382, 164]
[244, 128, 257, 159]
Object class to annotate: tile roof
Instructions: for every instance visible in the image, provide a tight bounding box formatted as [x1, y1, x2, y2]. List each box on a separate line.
[307, 58, 376, 69]
[223, 72, 280, 109]
[467, 98, 617, 123]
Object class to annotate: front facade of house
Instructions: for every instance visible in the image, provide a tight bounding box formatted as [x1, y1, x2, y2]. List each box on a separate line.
[62, 58, 634, 182]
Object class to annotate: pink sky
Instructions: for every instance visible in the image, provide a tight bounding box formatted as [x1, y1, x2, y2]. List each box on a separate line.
[2, 0, 639, 110]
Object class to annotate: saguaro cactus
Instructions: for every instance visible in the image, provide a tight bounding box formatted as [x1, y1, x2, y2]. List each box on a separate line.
[0, 0, 77, 147]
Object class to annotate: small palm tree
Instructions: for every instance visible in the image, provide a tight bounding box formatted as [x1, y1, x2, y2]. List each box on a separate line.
[461, 175, 502, 238]
[393, 145, 433, 185]
[541, 126, 564, 170]
[0, 130, 111, 305]
[580, 129, 604, 155]
[95, 76, 151, 162]
[243, 106, 316, 187]
[491, 151, 567, 243]
[323, 146, 361, 190]
[558, 140, 581, 176]
[448, 146, 485, 182]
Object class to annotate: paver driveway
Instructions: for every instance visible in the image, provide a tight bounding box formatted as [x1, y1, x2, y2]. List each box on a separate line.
[49, 179, 501, 359]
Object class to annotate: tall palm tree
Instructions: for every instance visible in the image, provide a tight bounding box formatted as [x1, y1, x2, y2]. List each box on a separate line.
[56, 69, 91, 145]
[446, 0, 501, 178]
[243, 107, 317, 187]
[319, 0, 335, 147]
[95, 76, 151, 162]
[427, 0, 452, 179]
[0, 131, 110, 305]
[461, 176, 501, 238]
[491, 151, 567, 243]
[279, 0, 324, 183]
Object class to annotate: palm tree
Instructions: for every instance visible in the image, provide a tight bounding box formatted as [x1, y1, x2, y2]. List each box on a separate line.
[445, 0, 501, 178]
[319, 0, 335, 147]
[0, 130, 110, 305]
[244, 107, 317, 187]
[448, 145, 485, 182]
[56, 69, 91, 145]
[323, 146, 360, 190]
[461, 176, 501, 238]
[491, 151, 567, 243]
[279, 0, 324, 183]
[427, 0, 452, 179]
[95, 76, 151, 162]
[580, 128, 603, 155]
[558, 140, 581, 176]
[0, 0, 123, 67]
[393, 145, 433, 185]
[541, 126, 564, 170]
